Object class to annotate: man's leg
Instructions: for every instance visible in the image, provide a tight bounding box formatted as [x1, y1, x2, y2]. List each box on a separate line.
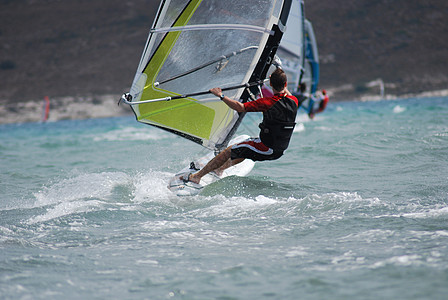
[213, 156, 244, 176]
[184, 146, 244, 184]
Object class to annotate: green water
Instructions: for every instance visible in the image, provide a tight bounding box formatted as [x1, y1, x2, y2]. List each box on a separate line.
[1, 97, 447, 299]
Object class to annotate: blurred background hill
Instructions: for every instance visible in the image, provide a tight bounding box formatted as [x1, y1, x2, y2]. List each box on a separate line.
[306, 0, 448, 100]
[1, 0, 447, 122]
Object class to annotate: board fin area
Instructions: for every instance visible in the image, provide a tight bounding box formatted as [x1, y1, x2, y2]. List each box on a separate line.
[168, 171, 204, 196]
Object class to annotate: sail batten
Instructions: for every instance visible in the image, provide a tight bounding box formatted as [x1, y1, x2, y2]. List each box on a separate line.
[126, 0, 293, 151]
[150, 24, 275, 35]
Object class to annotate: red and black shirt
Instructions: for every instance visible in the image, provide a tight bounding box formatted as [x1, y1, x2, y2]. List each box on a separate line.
[244, 93, 299, 151]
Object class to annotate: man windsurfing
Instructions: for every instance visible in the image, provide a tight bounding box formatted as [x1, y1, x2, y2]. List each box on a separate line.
[182, 68, 299, 184]
[309, 89, 329, 119]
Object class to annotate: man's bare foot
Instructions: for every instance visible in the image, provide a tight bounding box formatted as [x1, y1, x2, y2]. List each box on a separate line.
[180, 173, 201, 184]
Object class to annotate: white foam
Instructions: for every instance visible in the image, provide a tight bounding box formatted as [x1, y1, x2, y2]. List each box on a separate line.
[293, 123, 305, 133]
[295, 114, 311, 123]
[254, 195, 279, 205]
[28, 200, 103, 224]
[371, 254, 423, 268]
[408, 230, 448, 238]
[92, 127, 170, 142]
[285, 246, 308, 257]
[338, 229, 395, 244]
[186, 195, 279, 218]
[322, 192, 366, 203]
[28, 169, 181, 224]
[393, 105, 406, 113]
[33, 172, 131, 207]
[315, 126, 332, 131]
[434, 132, 448, 137]
[400, 206, 448, 219]
[131, 171, 176, 204]
[136, 259, 159, 265]
[30, 171, 136, 224]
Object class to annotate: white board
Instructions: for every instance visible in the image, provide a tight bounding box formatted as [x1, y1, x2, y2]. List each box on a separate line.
[168, 135, 255, 196]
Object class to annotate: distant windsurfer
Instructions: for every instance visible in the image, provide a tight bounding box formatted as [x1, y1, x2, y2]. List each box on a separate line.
[293, 82, 309, 106]
[309, 89, 329, 119]
[181, 68, 299, 184]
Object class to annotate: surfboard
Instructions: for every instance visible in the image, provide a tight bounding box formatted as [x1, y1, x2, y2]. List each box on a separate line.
[168, 135, 255, 196]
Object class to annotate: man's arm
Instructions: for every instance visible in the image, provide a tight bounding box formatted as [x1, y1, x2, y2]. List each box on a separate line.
[209, 87, 246, 112]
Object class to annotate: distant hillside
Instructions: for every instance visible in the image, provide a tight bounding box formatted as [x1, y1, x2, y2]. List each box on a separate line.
[1, 0, 447, 104]
[306, 0, 448, 99]
[0, 0, 158, 103]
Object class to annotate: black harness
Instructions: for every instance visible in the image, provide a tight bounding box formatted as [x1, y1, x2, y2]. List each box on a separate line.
[259, 95, 298, 151]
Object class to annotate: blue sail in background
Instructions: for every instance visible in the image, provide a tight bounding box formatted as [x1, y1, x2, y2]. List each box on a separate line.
[304, 19, 319, 94]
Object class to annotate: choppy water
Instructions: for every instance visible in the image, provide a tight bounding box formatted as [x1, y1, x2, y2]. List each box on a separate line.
[1, 97, 448, 299]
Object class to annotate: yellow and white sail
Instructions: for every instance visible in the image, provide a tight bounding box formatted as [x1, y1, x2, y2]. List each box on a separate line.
[123, 0, 294, 151]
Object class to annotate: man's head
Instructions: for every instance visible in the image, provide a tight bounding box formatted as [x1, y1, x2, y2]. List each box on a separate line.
[299, 82, 307, 93]
[270, 68, 287, 92]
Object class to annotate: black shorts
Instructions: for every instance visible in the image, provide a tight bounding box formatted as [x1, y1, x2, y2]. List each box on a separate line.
[230, 137, 283, 161]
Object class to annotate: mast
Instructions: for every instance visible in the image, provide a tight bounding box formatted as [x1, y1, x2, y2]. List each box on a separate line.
[216, 0, 294, 151]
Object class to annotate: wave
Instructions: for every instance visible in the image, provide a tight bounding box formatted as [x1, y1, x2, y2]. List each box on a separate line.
[27, 169, 195, 224]
[24, 167, 448, 228]
[27, 169, 371, 224]
[385, 206, 448, 219]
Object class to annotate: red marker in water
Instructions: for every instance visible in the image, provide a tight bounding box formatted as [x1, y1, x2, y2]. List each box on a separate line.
[42, 96, 50, 122]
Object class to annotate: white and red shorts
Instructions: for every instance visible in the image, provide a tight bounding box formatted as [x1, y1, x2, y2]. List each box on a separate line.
[230, 137, 283, 161]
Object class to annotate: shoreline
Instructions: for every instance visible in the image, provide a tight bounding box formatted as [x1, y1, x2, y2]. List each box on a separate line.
[1, 89, 447, 125]
[0, 95, 132, 125]
[356, 88, 448, 102]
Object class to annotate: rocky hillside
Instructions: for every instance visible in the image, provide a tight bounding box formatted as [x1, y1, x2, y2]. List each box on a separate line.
[306, 0, 448, 99]
[1, 0, 447, 112]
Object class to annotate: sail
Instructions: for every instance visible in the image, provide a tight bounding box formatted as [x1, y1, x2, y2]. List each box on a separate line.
[303, 19, 319, 94]
[126, 0, 293, 151]
[275, 0, 305, 92]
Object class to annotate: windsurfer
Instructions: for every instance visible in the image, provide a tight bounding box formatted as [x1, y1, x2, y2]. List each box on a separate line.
[182, 68, 299, 184]
[292, 82, 308, 106]
[309, 89, 329, 119]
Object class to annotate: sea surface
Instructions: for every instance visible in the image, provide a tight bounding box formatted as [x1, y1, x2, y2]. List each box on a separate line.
[1, 96, 448, 299]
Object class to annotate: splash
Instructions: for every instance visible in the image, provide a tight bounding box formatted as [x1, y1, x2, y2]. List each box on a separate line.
[131, 171, 176, 204]
[393, 105, 406, 113]
[33, 172, 131, 206]
[293, 123, 305, 133]
[93, 127, 171, 142]
[29, 171, 177, 224]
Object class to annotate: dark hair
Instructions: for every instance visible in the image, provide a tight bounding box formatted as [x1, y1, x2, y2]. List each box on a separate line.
[270, 68, 287, 91]
[299, 82, 307, 93]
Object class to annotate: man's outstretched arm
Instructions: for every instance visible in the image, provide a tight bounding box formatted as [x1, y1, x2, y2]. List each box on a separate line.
[209, 87, 246, 113]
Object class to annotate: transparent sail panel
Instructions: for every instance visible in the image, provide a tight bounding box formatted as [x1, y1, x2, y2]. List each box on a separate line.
[277, 0, 303, 92]
[279, 0, 303, 57]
